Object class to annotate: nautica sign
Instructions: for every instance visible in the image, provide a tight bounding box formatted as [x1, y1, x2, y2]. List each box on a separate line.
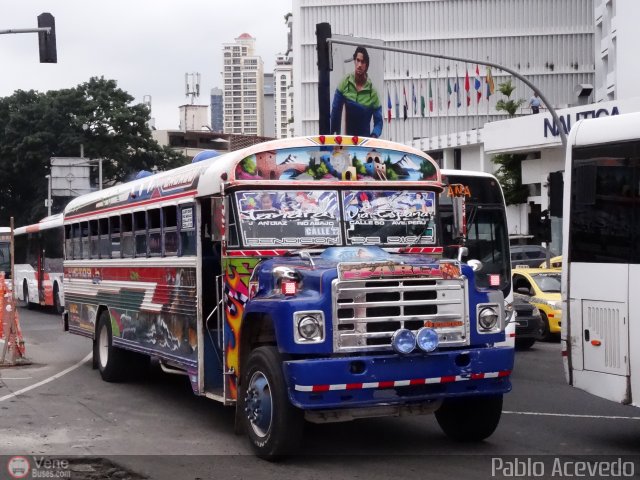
[543, 106, 620, 137]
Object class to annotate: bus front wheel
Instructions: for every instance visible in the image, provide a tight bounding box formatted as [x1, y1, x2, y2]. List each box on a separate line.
[241, 346, 304, 460]
[435, 394, 503, 442]
[94, 310, 127, 382]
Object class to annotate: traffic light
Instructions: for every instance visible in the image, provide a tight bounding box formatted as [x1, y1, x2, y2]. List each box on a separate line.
[548, 171, 563, 218]
[37, 13, 57, 63]
[539, 210, 551, 243]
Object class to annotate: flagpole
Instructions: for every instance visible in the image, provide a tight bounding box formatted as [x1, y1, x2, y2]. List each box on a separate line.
[455, 64, 459, 143]
[435, 66, 440, 148]
[446, 66, 449, 146]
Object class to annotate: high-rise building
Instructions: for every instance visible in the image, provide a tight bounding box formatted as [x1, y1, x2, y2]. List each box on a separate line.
[274, 55, 294, 138]
[222, 33, 264, 136]
[263, 73, 275, 138]
[293, 0, 594, 143]
[210, 87, 224, 133]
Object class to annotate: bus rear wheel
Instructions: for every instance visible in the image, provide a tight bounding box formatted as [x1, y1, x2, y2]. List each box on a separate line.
[94, 310, 127, 382]
[241, 346, 304, 460]
[435, 394, 503, 442]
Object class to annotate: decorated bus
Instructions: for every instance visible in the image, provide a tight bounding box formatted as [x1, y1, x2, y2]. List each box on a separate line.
[14, 214, 65, 313]
[62, 135, 514, 458]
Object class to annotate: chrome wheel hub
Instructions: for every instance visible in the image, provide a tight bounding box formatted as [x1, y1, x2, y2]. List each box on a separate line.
[244, 371, 273, 438]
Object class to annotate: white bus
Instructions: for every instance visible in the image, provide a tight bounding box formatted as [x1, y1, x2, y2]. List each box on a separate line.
[14, 214, 65, 313]
[562, 112, 640, 405]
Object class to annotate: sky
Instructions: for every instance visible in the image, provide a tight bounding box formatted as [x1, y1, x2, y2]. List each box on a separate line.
[0, 1, 293, 130]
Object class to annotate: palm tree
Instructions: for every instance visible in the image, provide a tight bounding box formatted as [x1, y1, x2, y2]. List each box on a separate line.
[495, 79, 525, 117]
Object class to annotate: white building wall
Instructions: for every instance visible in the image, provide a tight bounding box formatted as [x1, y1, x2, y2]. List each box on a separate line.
[294, 0, 594, 142]
[178, 105, 209, 132]
[594, 0, 640, 102]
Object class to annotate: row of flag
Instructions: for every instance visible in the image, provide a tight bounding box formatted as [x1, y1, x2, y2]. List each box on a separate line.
[386, 65, 496, 122]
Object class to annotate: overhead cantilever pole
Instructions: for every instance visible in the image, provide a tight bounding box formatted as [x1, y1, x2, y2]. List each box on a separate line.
[325, 36, 567, 148]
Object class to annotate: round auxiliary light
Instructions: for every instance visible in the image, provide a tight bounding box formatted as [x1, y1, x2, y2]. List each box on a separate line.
[391, 329, 416, 354]
[479, 307, 499, 331]
[416, 327, 439, 353]
[298, 316, 321, 340]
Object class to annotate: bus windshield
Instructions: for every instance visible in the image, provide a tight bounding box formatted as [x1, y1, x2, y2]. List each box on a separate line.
[234, 189, 436, 248]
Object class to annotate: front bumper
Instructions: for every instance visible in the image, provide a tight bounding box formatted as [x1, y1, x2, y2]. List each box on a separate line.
[283, 346, 514, 409]
[515, 314, 544, 339]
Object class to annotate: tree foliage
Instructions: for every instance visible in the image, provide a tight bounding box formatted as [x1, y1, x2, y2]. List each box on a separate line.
[495, 79, 525, 117]
[492, 153, 529, 205]
[0, 77, 186, 226]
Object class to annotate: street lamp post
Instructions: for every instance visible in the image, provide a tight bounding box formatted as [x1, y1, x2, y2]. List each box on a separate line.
[82, 123, 103, 190]
[45, 174, 52, 216]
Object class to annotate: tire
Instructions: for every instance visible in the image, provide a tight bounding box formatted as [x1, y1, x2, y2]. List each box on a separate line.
[435, 395, 503, 442]
[241, 346, 304, 459]
[538, 312, 551, 341]
[94, 310, 128, 382]
[515, 337, 536, 350]
[53, 284, 63, 315]
[23, 282, 33, 309]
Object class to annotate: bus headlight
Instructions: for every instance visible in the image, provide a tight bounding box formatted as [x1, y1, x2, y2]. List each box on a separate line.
[416, 327, 439, 352]
[391, 328, 416, 354]
[478, 306, 499, 331]
[293, 311, 324, 343]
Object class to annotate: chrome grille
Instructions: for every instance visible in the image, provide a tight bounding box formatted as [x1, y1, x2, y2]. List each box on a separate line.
[332, 277, 468, 352]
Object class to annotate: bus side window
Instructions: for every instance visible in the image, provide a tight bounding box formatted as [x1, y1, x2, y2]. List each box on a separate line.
[121, 214, 134, 258]
[99, 218, 110, 258]
[89, 220, 99, 259]
[110, 216, 121, 258]
[65, 225, 73, 260]
[163, 205, 178, 256]
[148, 209, 161, 256]
[134, 210, 147, 257]
[179, 204, 196, 256]
[80, 222, 90, 260]
[72, 224, 81, 260]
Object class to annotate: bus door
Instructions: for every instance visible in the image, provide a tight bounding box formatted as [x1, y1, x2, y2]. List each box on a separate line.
[198, 198, 225, 395]
[569, 154, 632, 379]
[37, 239, 46, 305]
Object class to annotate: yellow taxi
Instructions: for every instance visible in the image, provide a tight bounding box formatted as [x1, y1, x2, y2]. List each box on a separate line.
[512, 267, 561, 340]
[538, 255, 562, 269]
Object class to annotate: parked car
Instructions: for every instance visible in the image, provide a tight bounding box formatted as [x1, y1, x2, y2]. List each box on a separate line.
[512, 267, 562, 340]
[513, 294, 544, 349]
[538, 255, 562, 269]
[510, 244, 558, 268]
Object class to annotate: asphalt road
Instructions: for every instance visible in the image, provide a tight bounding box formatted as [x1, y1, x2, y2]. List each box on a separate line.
[1, 307, 639, 479]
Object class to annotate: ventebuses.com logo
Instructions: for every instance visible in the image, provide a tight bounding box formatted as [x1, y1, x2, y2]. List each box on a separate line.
[7, 456, 30, 479]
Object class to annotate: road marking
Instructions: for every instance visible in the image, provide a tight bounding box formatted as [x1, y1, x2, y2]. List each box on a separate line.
[504, 410, 640, 420]
[0, 377, 32, 380]
[0, 353, 92, 402]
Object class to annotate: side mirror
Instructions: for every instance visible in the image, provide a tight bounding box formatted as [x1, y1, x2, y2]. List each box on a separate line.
[457, 246, 469, 263]
[516, 287, 531, 295]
